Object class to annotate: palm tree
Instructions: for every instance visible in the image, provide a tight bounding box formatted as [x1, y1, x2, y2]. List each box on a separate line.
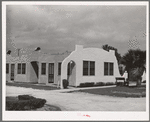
[121, 49, 146, 86]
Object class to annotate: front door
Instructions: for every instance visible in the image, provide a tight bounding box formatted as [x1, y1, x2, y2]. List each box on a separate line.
[48, 63, 54, 83]
[11, 64, 15, 81]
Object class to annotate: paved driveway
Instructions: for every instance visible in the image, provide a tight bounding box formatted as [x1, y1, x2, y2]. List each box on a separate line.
[6, 86, 146, 111]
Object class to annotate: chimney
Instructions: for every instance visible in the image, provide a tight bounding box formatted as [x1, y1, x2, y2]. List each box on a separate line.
[75, 45, 83, 51]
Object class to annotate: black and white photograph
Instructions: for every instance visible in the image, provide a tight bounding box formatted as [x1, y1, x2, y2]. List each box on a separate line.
[2, 1, 149, 121]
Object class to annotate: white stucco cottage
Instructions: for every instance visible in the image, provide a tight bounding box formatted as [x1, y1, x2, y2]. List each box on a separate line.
[60, 45, 121, 88]
[6, 45, 121, 88]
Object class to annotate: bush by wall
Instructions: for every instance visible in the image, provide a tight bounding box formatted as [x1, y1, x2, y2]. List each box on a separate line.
[6, 95, 46, 111]
[79, 82, 115, 87]
[106, 82, 115, 86]
[63, 79, 68, 89]
[95, 82, 106, 86]
[79, 82, 95, 87]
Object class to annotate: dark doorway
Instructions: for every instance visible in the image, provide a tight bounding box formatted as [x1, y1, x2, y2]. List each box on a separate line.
[31, 61, 39, 78]
[48, 63, 54, 83]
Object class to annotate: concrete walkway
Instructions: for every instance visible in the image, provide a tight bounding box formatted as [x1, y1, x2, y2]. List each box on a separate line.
[55, 85, 116, 93]
[7, 81, 117, 92]
[6, 86, 146, 111]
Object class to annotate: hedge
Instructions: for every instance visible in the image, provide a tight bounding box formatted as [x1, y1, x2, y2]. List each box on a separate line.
[6, 95, 46, 110]
[106, 82, 115, 86]
[95, 82, 106, 86]
[79, 82, 115, 87]
[79, 82, 95, 87]
[18, 95, 35, 100]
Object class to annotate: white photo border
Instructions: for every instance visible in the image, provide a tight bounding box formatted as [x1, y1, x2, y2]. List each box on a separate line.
[2, 1, 149, 121]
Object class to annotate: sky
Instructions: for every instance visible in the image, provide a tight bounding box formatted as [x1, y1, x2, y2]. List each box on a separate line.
[6, 4, 146, 56]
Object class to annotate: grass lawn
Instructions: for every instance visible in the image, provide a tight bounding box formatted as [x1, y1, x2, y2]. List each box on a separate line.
[6, 82, 59, 90]
[69, 85, 146, 98]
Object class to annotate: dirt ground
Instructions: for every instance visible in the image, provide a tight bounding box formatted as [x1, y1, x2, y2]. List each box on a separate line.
[6, 86, 146, 111]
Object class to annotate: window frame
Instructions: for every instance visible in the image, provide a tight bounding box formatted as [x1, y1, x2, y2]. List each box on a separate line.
[22, 63, 26, 74]
[41, 63, 46, 75]
[6, 63, 9, 74]
[17, 63, 26, 74]
[109, 63, 114, 76]
[104, 62, 114, 76]
[58, 62, 61, 75]
[48, 63, 54, 83]
[83, 60, 95, 76]
[90, 61, 95, 76]
[18, 63, 21, 74]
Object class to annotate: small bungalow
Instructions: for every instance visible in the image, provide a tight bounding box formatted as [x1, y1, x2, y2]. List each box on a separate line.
[60, 45, 121, 88]
[6, 52, 39, 83]
[6, 45, 121, 88]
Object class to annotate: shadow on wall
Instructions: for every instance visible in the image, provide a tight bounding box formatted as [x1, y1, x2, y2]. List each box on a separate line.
[31, 61, 39, 82]
[67, 60, 76, 86]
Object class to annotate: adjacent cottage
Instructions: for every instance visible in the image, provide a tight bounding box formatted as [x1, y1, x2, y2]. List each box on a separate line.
[6, 52, 39, 83]
[6, 45, 121, 88]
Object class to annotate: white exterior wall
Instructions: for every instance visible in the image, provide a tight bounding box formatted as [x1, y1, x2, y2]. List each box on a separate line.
[38, 55, 55, 84]
[6, 55, 38, 83]
[38, 62, 48, 84]
[38, 54, 69, 85]
[61, 45, 121, 88]
[76, 50, 120, 86]
[14, 62, 29, 82]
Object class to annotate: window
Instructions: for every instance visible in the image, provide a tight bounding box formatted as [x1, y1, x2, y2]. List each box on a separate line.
[22, 63, 26, 74]
[83, 61, 95, 76]
[104, 62, 108, 75]
[104, 62, 114, 76]
[110, 63, 113, 75]
[83, 61, 88, 75]
[6, 63, 9, 74]
[18, 63, 21, 74]
[58, 62, 61, 75]
[17, 63, 26, 74]
[90, 61, 95, 75]
[41, 63, 46, 75]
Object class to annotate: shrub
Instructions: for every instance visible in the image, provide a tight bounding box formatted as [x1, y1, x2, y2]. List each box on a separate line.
[29, 98, 46, 109]
[106, 82, 115, 86]
[6, 95, 46, 110]
[6, 99, 30, 110]
[79, 82, 94, 87]
[63, 79, 68, 89]
[95, 82, 106, 86]
[18, 95, 35, 100]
